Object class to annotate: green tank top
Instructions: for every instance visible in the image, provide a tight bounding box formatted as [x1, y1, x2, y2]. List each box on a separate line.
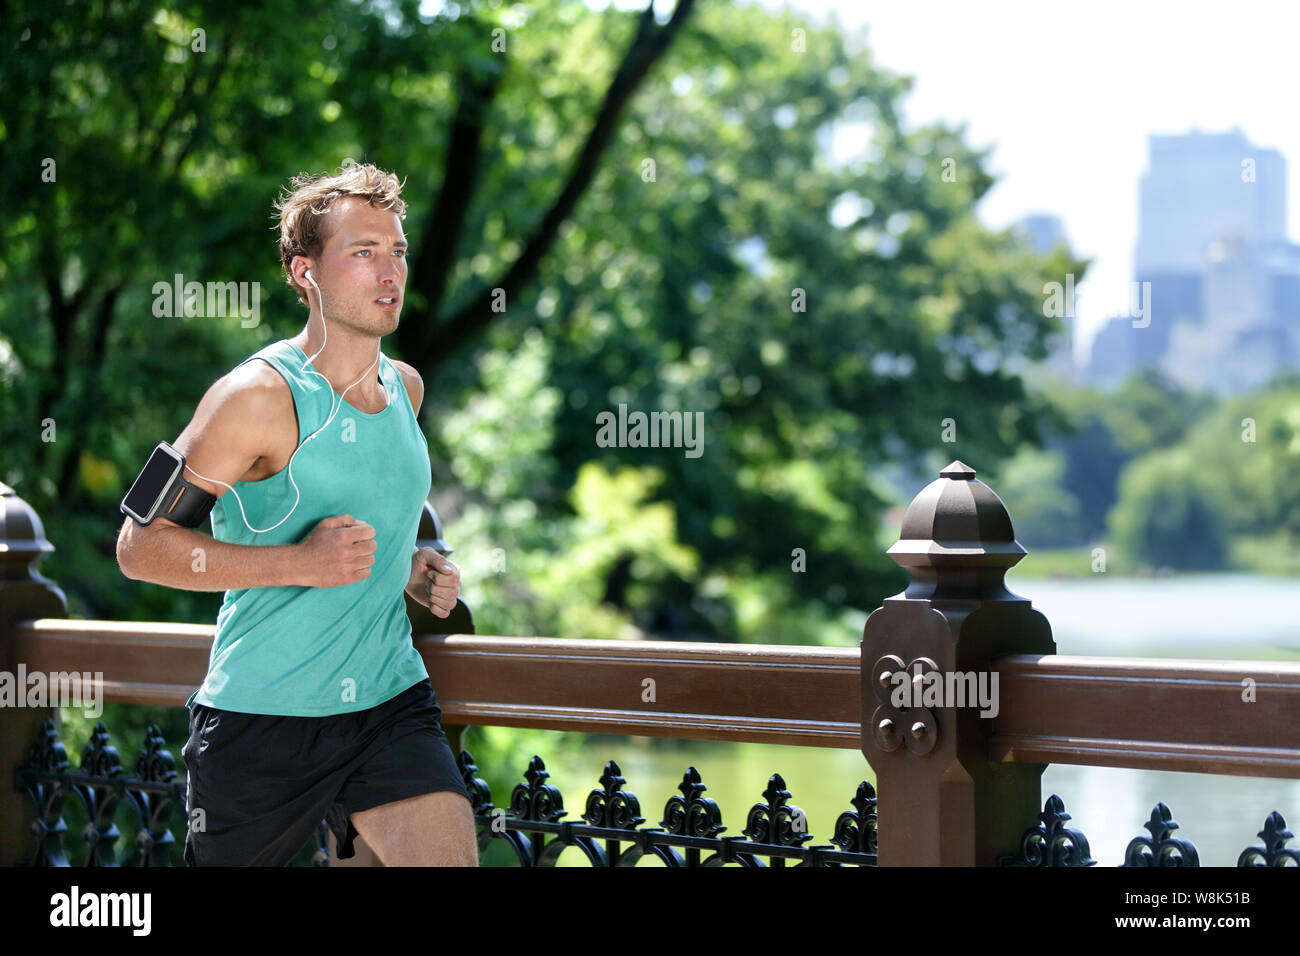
[187, 338, 432, 716]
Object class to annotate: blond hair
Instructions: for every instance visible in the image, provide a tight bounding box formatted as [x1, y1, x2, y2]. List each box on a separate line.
[274, 163, 407, 305]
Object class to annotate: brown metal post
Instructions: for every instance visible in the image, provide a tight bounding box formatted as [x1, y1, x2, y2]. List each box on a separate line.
[861, 461, 1055, 865]
[0, 482, 69, 866]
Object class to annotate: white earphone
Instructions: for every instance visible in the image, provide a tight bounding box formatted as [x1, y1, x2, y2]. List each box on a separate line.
[184, 267, 384, 534]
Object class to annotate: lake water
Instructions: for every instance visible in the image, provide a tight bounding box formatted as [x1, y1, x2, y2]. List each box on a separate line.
[1009, 572, 1300, 661]
[1011, 573, 1300, 865]
[514, 574, 1299, 867]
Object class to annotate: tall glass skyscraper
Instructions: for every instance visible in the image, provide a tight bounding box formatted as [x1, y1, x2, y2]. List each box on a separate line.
[1087, 129, 1297, 393]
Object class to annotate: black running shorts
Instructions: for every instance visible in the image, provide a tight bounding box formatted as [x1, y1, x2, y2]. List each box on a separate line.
[181, 678, 471, 866]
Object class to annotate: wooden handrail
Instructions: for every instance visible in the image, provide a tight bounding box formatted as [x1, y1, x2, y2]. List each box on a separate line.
[991, 653, 1300, 778]
[418, 633, 861, 747]
[13, 621, 1300, 777]
[13, 619, 212, 707]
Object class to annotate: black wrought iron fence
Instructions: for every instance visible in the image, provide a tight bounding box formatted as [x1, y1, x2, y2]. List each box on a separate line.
[17, 717, 1296, 867]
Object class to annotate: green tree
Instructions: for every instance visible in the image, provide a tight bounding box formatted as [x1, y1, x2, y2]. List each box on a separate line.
[1039, 369, 1217, 542]
[417, 2, 1085, 632]
[4, 0, 1083, 644]
[1108, 447, 1229, 571]
[987, 446, 1086, 549]
[1, 0, 695, 624]
[1174, 380, 1300, 542]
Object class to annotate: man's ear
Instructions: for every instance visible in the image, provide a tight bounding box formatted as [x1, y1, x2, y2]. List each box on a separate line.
[290, 258, 312, 286]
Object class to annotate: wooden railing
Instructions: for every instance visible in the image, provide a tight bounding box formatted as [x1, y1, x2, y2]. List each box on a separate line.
[3, 463, 1298, 867]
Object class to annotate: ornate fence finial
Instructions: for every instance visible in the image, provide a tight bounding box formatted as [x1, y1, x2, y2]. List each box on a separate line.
[134, 725, 176, 783]
[28, 717, 69, 774]
[743, 772, 813, 847]
[1000, 794, 1096, 867]
[457, 749, 494, 815]
[1238, 811, 1300, 867]
[1121, 802, 1199, 867]
[509, 755, 566, 823]
[830, 781, 878, 855]
[80, 722, 122, 778]
[583, 759, 644, 830]
[661, 766, 725, 838]
[0, 481, 60, 584]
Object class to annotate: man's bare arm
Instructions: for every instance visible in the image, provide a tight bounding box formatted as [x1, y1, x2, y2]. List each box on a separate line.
[116, 363, 378, 592]
[116, 363, 302, 590]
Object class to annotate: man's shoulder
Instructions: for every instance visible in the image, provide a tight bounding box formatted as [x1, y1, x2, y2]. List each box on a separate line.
[197, 352, 293, 427]
[388, 358, 421, 386]
[389, 358, 424, 413]
[169, 346, 297, 493]
[222, 353, 293, 401]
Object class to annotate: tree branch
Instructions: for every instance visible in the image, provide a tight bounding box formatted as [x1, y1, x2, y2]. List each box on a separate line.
[147, 40, 205, 172]
[36, 223, 75, 435]
[54, 283, 123, 504]
[426, 0, 696, 367]
[400, 55, 507, 364]
[168, 35, 231, 181]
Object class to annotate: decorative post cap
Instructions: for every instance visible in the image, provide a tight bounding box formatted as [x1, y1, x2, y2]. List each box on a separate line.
[416, 500, 452, 556]
[0, 481, 56, 577]
[885, 461, 1027, 602]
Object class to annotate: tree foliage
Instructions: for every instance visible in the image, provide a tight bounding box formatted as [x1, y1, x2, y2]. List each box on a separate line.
[1028, 369, 1216, 544]
[1108, 446, 1230, 571]
[3, 0, 1078, 642]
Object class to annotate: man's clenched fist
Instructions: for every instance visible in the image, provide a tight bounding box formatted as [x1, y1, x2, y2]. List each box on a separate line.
[405, 546, 461, 618]
[297, 514, 376, 587]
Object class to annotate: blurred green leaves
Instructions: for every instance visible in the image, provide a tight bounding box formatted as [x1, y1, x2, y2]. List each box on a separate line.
[4, 0, 1082, 643]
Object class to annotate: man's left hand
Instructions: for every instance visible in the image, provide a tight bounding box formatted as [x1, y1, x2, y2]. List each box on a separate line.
[406, 547, 461, 618]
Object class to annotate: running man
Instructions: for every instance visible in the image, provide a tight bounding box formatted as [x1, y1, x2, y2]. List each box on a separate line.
[115, 163, 478, 866]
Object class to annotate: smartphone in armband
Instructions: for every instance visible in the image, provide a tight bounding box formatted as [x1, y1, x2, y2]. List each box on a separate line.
[120, 441, 217, 528]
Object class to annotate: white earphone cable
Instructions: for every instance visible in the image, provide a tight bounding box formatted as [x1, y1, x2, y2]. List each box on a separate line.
[184, 270, 383, 534]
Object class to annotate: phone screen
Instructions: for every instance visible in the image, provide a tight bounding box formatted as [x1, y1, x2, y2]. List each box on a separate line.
[121, 444, 183, 521]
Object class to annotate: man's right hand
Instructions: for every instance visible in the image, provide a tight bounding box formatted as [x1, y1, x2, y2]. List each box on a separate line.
[296, 514, 377, 587]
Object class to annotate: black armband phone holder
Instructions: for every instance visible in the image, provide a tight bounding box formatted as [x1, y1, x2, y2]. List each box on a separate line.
[120, 441, 217, 528]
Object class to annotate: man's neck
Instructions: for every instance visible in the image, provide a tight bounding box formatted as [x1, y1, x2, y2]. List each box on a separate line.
[290, 319, 385, 396]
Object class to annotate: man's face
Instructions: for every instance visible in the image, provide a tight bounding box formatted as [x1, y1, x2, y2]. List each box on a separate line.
[305, 196, 408, 335]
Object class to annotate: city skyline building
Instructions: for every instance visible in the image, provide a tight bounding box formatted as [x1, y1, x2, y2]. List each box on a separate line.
[1084, 129, 1300, 393]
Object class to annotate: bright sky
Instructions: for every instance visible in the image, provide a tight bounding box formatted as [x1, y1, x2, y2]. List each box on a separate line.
[586, 0, 1300, 361]
[753, 0, 1300, 360]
